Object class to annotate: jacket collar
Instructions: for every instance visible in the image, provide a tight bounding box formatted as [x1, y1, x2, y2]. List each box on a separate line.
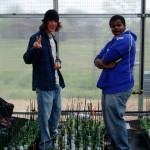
[40, 31, 56, 40]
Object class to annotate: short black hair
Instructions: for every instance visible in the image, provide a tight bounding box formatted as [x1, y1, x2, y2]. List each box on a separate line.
[109, 15, 126, 27]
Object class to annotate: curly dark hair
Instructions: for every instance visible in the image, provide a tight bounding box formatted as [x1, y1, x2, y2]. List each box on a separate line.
[109, 15, 126, 27]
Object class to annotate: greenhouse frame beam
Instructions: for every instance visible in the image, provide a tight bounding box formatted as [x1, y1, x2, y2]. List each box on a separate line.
[12, 110, 150, 117]
[138, 0, 146, 112]
[0, 13, 146, 19]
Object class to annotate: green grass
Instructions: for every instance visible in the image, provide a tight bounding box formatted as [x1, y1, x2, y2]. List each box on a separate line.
[0, 38, 148, 100]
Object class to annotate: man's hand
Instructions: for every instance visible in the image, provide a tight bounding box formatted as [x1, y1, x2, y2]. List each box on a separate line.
[106, 62, 116, 69]
[94, 59, 116, 69]
[55, 62, 61, 70]
[55, 58, 61, 70]
[33, 35, 42, 49]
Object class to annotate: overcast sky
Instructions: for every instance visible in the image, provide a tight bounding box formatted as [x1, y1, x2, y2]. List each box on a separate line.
[0, 0, 149, 14]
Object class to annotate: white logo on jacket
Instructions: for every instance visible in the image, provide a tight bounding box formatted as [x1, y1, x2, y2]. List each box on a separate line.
[116, 37, 124, 40]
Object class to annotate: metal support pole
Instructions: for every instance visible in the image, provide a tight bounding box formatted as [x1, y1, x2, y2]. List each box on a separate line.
[138, 0, 146, 112]
[53, 0, 60, 57]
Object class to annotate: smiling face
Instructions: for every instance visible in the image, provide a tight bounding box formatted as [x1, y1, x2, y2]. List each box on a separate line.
[110, 19, 126, 36]
[46, 20, 58, 35]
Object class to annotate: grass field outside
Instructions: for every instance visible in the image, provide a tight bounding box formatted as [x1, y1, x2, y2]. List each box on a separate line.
[0, 38, 147, 105]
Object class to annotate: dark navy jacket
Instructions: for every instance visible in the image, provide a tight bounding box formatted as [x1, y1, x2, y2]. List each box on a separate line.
[95, 29, 137, 94]
[23, 31, 65, 91]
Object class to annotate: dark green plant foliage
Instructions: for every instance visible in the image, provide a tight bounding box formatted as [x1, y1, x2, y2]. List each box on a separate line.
[1, 114, 106, 149]
[140, 118, 150, 135]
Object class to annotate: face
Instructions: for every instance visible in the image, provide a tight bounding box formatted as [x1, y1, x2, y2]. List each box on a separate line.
[46, 20, 58, 34]
[110, 20, 126, 36]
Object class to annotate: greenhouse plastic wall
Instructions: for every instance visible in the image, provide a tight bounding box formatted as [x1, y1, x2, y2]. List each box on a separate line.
[0, 0, 149, 116]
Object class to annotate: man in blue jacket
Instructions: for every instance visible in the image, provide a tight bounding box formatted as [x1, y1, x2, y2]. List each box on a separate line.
[94, 15, 137, 150]
[23, 9, 65, 150]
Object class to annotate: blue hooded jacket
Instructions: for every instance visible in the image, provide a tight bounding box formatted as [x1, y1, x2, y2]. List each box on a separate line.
[95, 29, 137, 94]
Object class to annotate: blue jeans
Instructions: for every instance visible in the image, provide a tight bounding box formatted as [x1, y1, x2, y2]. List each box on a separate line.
[36, 85, 62, 150]
[102, 90, 132, 150]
